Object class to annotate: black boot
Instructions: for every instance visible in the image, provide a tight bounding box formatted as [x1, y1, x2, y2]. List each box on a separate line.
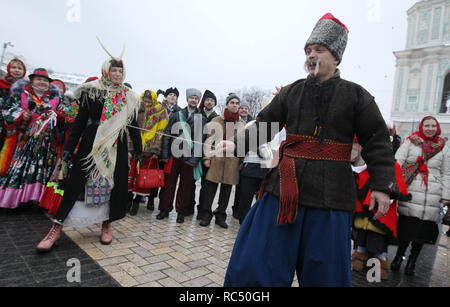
[147, 197, 154, 211]
[156, 211, 169, 220]
[391, 241, 409, 272]
[215, 215, 228, 229]
[176, 213, 185, 224]
[405, 243, 422, 276]
[127, 192, 134, 212]
[130, 196, 141, 216]
[200, 214, 212, 227]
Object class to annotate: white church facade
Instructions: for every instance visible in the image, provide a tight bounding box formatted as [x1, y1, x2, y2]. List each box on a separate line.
[391, 0, 450, 139]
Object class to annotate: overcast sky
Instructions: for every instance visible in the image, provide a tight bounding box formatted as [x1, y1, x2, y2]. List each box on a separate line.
[0, 0, 418, 117]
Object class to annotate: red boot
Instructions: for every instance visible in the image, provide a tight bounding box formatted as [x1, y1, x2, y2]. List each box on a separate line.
[36, 223, 63, 253]
[376, 257, 389, 281]
[100, 221, 113, 245]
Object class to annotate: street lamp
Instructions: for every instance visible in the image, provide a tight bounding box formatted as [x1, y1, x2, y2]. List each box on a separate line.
[0, 42, 14, 73]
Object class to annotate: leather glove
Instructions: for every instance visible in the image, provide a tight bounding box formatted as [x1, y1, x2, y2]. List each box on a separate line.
[61, 151, 72, 163]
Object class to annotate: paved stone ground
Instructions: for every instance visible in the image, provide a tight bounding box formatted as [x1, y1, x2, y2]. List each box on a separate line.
[0, 205, 120, 287]
[351, 226, 449, 287]
[0, 186, 448, 287]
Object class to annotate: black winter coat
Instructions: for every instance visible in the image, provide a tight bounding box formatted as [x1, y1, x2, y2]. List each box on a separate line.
[235, 73, 395, 212]
[54, 91, 142, 223]
[161, 107, 207, 167]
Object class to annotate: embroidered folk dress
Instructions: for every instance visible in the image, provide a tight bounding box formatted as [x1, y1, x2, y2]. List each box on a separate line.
[52, 59, 142, 226]
[0, 83, 64, 209]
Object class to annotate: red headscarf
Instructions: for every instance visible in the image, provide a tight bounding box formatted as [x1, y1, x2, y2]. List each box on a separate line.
[0, 58, 26, 90]
[408, 116, 446, 187]
[412, 116, 442, 142]
[52, 79, 66, 94]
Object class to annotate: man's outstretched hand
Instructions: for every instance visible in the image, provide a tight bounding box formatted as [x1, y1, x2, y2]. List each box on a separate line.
[370, 191, 391, 220]
[216, 141, 236, 155]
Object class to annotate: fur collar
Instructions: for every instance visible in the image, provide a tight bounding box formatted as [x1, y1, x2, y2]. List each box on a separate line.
[11, 78, 60, 99]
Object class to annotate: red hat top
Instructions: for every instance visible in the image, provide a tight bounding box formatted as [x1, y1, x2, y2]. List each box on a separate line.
[319, 13, 349, 33]
[305, 13, 349, 63]
[85, 77, 99, 83]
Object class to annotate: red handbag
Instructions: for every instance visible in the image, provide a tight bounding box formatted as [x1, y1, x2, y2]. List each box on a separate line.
[136, 158, 165, 189]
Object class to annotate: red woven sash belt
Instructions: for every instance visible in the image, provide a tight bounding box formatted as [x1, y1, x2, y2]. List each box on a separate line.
[276, 134, 352, 225]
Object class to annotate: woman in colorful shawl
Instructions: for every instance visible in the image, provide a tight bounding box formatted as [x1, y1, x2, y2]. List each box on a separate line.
[0, 68, 64, 209]
[128, 89, 168, 215]
[0, 58, 27, 150]
[36, 57, 142, 253]
[392, 116, 450, 276]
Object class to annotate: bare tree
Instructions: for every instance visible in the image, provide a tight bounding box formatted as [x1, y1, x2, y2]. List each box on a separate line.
[216, 87, 272, 118]
[215, 95, 227, 115]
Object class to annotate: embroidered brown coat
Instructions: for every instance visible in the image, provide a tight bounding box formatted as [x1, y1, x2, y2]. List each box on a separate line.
[235, 72, 395, 212]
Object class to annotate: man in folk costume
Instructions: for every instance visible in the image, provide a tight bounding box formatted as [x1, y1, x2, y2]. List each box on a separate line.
[350, 137, 410, 281]
[128, 90, 168, 215]
[158, 88, 206, 224]
[221, 13, 395, 287]
[36, 41, 142, 252]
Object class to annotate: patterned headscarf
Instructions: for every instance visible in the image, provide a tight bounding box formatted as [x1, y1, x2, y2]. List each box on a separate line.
[82, 58, 140, 185]
[140, 90, 168, 147]
[408, 116, 446, 187]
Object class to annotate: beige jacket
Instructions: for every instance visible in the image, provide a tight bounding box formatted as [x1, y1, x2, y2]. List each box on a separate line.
[203, 114, 246, 185]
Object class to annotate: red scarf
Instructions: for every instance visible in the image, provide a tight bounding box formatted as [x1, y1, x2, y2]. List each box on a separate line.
[24, 84, 52, 108]
[223, 109, 240, 140]
[0, 59, 26, 90]
[408, 116, 446, 187]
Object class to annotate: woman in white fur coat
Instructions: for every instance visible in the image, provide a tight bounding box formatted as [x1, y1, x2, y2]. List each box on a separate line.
[392, 116, 450, 276]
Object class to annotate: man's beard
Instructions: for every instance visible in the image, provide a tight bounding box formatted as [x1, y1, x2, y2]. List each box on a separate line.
[205, 104, 215, 112]
[304, 58, 321, 77]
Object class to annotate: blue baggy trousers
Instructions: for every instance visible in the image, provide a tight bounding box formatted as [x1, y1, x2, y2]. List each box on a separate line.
[224, 193, 352, 287]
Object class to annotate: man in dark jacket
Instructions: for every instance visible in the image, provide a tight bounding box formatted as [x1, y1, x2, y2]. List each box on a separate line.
[158, 88, 207, 223]
[223, 13, 395, 287]
[188, 90, 219, 218]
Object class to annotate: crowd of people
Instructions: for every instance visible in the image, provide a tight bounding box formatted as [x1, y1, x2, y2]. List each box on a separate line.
[0, 54, 275, 249]
[0, 12, 449, 287]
